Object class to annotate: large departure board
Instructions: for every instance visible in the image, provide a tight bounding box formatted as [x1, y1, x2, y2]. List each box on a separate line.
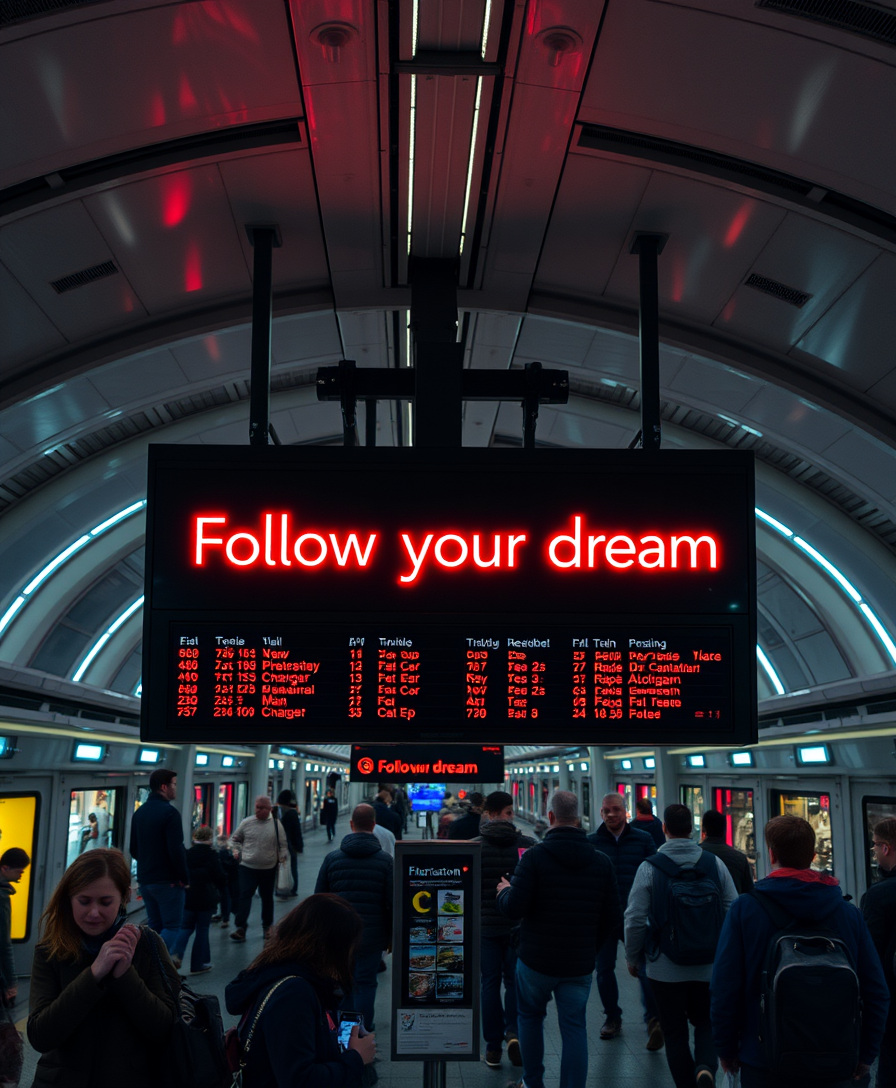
[142, 446, 756, 745]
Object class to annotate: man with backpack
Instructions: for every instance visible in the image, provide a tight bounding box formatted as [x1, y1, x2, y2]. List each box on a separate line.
[712, 814, 889, 1088]
[625, 803, 737, 1088]
[862, 817, 896, 1088]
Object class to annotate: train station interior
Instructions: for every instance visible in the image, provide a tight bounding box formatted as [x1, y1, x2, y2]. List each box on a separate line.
[0, 0, 895, 1084]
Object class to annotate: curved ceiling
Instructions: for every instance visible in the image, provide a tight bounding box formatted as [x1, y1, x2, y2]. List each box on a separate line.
[1, 0, 896, 714]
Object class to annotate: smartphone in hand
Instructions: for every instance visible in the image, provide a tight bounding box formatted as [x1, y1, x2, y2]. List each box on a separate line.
[338, 1011, 363, 1051]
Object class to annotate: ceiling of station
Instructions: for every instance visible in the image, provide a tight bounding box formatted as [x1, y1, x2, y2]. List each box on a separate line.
[1, 0, 895, 723]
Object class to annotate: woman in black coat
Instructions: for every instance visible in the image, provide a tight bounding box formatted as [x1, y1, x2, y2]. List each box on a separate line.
[170, 824, 225, 973]
[225, 894, 375, 1087]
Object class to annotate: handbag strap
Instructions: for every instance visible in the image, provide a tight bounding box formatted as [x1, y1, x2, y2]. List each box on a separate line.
[142, 925, 179, 1011]
[240, 976, 297, 1068]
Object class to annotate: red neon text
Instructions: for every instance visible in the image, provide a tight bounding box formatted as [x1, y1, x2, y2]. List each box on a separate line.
[194, 514, 377, 568]
[399, 533, 528, 583]
[547, 516, 718, 570]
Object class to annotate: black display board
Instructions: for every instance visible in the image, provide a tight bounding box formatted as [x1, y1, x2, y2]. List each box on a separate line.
[350, 745, 505, 782]
[391, 841, 481, 1061]
[141, 446, 756, 745]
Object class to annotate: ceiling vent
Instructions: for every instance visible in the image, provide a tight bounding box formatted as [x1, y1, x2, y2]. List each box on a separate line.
[743, 273, 812, 308]
[0, 0, 105, 26]
[50, 260, 118, 294]
[756, 0, 896, 46]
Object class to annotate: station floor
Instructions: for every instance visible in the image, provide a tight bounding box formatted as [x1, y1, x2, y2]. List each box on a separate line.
[17, 820, 690, 1087]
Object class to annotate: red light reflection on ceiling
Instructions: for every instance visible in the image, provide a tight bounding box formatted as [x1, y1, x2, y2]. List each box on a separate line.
[179, 72, 198, 111]
[162, 174, 192, 227]
[204, 335, 221, 361]
[724, 202, 753, 248]
[149, 91, 167, 128]
[185, 242, 203, 292]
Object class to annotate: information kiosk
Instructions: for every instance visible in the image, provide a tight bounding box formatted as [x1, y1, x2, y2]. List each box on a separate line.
[392, 840, 482, 1072]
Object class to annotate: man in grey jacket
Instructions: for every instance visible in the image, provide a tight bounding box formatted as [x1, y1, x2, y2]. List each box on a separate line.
[625, 803, 737, 1088]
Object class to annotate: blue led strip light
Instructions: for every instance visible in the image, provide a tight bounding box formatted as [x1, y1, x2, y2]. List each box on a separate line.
[756, 645, 785, 696]
[0, 501, 146, 640]
[756, 507, 896, 668]
[72, 595, 144, 683]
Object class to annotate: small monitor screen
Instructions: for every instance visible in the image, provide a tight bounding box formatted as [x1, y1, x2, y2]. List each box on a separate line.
[408, 784, 446, 811]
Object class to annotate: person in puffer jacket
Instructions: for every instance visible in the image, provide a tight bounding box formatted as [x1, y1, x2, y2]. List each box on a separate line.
[314, 803, 393, 1032]
[473, 790, 537, 1070]
[496, 789, 621, 1088]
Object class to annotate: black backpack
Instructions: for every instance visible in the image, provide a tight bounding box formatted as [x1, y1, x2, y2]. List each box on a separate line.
[646, 851, 724, 965]
[754, 891, 861, 1082]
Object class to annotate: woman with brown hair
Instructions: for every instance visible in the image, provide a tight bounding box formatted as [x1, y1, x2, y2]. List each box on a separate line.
[27, 847, 180, 1088]
[225, 893, 376, 1086]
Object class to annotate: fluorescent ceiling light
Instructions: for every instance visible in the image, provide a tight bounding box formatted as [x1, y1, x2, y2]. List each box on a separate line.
[796, 744, 830, 765]
[730, 751, 753, 766]
[72, 596, 144, 682]
[756, 645, 786, 696]
[620, 759, 632, 770]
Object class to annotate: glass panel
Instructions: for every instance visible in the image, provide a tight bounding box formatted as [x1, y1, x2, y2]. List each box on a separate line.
[862, 796, 896, 886]
[582, 780, 590, 821]
[616, 783, 633, 820]
[771, 791, 832, 877]
[216, 782, 234, 837]
[192, 784, 211, 832]
[680, 784, 706, 839]
[236, 781, 248, 822]
[67, 788, 118, 869]
[714, 787, 758, 880]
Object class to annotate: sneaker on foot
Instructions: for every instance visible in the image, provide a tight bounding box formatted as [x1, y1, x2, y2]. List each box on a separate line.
[230, 928, 246, 942]
[220, 919, 230, 928]
[504, 1033, 522, 1067]
[191, 965, 213, 975]
[210, 914, 221, 923]
[600, 1017, 622, 1040]
[646, 1017, 664, 1051]
[485, 1049, 502, 1069]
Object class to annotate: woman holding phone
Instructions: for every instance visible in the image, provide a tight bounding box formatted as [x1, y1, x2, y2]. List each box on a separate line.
[27, 848, 180, 1088]
[226, 893, 375, 1086]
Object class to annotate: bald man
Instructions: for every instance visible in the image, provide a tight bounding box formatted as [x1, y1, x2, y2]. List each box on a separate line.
[229, 794, 289, 943]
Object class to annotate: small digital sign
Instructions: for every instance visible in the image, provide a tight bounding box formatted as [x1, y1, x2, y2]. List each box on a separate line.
[407, 784, 447, 812]
[350, 745, 505, 783]
[392, 842, 481, 1060]
[142, 446, 756, 745]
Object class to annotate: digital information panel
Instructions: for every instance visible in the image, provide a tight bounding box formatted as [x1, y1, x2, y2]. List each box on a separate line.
[350, 745, 505, 783]
[142, 446, 757, 745]
[391, 841, 481, 1061]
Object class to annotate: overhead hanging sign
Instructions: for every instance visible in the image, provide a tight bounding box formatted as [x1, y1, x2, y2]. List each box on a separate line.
[350, 745, 505, 782]
[141, 446, 756, 745]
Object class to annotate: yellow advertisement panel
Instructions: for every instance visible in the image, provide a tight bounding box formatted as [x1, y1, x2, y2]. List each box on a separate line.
[0, 794, 39, 941]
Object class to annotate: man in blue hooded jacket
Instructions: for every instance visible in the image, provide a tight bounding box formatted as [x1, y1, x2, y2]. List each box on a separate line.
[711, 814, 889, 1087]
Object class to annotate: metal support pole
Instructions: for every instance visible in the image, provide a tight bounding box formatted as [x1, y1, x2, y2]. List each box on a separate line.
[522, 360, 543, 448]
[338, 359, 357, 447]
[365, 399, 377, 447]
[423, 1059, 447, 1088]
[247, 225, 281, 446]
[629, 232, 667, 452]
[410, 258, 463, 447]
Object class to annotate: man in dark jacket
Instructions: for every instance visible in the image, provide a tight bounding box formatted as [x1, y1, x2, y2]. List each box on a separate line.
[0, 848, 29, 1004]
[634, 797, 666, 849]
[497, 789, 621, 1088]
[700, 809, 754, 894]
[588, 792, 661, 1047]
[448, 792, 485, 839]
[712, 814, 889, 1087]
[275, 790, 304, 897]
[372, 789, 402, 840]
[862, 816, 896, 1087]
[474, 790, 537, 1069]
[128, 768, 188, 951]
[315, 803, 393, 1030]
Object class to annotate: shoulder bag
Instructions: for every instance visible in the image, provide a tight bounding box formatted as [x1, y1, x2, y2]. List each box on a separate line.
[225, 975, 296, 1088]
[144, 927, 229, 1088]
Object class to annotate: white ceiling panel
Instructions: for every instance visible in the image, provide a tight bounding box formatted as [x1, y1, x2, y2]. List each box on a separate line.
[0, 376, 110, 450]
[714, 213, 879, 351]
[271, 313, 342, 366]
[53, 478, 144, 533]
[170, 326, 252, 383]
[666, 356, 764, 413]
[866, 368, 896, 416]
[739, 384, 852, 455]
[546, 407, 632, 449]
[515, 316, 595, 367]
[0, 201, 147, 340]
[0, 432, 21, 467]
[0, 261, 67, 371]
[579, 0, 896, 210]
[604, 174, 786, 322]
[338, 311, 389, 369]
[580, 327, 643, 384]
[823, 431, 896, 505]
[795, 253, 896, 394]
[534, 155, 651, 299]
[219, 149, 330, 290]
[0, 0, 301, 187]
[285, 401, 343, 442]
[86, 349, 190, 409]
[84, 165, 252, 313]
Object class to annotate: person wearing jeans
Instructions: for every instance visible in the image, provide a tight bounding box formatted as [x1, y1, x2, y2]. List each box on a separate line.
[129, 768, 188, 953]
[496, 790, 621, 1088]
[171, 825, 224, 973]
[516, 960, 592, 1088]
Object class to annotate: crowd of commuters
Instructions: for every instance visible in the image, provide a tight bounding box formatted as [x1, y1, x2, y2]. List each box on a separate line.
[11, 769, 896, 1088]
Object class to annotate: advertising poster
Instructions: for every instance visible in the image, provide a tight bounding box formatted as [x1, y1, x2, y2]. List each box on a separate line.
[0, 793, 39, 941]
[392, 841, 481, 1060]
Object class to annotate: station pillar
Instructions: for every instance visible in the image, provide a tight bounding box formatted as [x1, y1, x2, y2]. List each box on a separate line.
[251, 744, 272, 802]
[654, 747, 678, 815]
[168, 744, 196, 845]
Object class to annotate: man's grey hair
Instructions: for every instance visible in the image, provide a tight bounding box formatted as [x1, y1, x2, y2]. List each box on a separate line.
[601, 792, 625, 808]
[550, 789, 579, 824]
[255, 794, 272, 806]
